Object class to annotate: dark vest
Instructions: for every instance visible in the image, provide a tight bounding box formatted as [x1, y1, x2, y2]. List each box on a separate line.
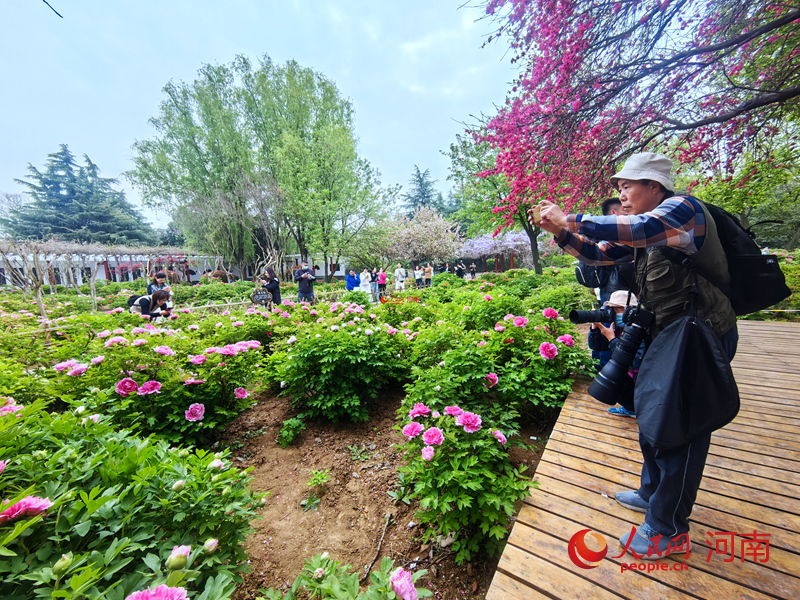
[633, 202, 736, 339]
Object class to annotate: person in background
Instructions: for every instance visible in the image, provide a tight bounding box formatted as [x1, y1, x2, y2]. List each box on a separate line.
[359, 267, 373, 298]
[259, 267, 281, 306]
[130, 290, 171, 319]
[424, 263, 433, 287]
[455, 261, 466, 278]
[469, 262, 477, 280]
[147, 271, 171, 296]
[413, 265, 424, 288]
[294, 259, 316, 303]
[393, 263, 406, 292]
[370, 267, 379, 300]
[377, 267, 388, 298]
[575, 198, 635, 305]
[587, 290, 644, 418]
[442, 262, 451, 274]
[346, 269, 360, 291]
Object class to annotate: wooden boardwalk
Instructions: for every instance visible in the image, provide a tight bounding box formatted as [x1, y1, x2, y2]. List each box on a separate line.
[487, 320, 800, 600]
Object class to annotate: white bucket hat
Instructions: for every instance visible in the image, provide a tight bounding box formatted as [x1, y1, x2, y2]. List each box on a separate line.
[605, 290, 637, 308]
[610, 152, 675, 192]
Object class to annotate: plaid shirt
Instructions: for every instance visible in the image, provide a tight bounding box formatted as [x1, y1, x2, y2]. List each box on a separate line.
[554, 196, 707, 265]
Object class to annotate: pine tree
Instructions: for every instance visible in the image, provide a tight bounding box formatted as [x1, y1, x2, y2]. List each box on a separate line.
[3, 145, 156, 244]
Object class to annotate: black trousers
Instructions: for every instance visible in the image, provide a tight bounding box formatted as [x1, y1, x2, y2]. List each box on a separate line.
[637, 325, 738, 537]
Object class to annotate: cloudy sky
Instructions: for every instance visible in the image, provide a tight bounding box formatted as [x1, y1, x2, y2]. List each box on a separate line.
[0, 0, 517, 224]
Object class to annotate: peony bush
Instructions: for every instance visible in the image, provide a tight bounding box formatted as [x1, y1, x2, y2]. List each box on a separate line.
[0, 398, 263, 599]
[396, 400, 531, 565]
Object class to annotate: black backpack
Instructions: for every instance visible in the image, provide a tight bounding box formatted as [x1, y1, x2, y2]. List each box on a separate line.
[662, 199, 790, 316]
[127, 294, 142, 308]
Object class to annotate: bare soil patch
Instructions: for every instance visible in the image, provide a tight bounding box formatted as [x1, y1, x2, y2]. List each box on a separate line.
[221, 387, 550, 600]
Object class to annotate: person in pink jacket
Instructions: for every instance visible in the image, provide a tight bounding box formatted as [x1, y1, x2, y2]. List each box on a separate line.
[377, 268, 388, 299]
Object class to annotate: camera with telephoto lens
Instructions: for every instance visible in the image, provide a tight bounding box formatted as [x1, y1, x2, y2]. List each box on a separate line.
[569, 306, 616, 325]
[587, 304, 655, 405]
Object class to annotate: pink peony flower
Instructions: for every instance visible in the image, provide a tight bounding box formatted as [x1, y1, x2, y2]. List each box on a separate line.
[232, 321, 244, 327]
[204, 347, 219, 354]
[153, 346, 175, 356]
[455, 411, 482, 433]
[513, 316, 529, 328]
[203, 538, 218, 553]
[137, 381, 162, 395]
[484, 372, 499, 388]
[113, 328, 125, 334]
[132, 327, 148, 334]
[90, 355, 105, 365]
[115, 378, 139, 396]
[422, 426, 444, 446]
[539, 342, 558, 360]
[221, 310, 230, 316]
[409, 403, 431, 419]
[67, 364, 89, 376]
[364, 328, 373, 336]
[483, 294, 493, 301]
[421, 446, 434, 461]
[216, 345, 237, 356]
[444, 405, 463, 416]
[184, 378, 206, 386]
[53, 359, 78, 372]
[389, 567, 418, 600]
[185, 403, 205, 421]
[494, 324, 506, 332]
[493, 430, 508, 446]
[132, 339, 147, 346]
[189, 355, 206, 365]
[503, 338, 515, 344]
[557, 334, 575, 347]
[125, 585, 189, 600]
[97, 330, 112, 339]
[104, 336, 129, 347]
[503, 313, 515, 321]
[0, 460, 7, 474]
[543, 308, 559, 319]
[234, 387, 249, 399]
[0, 496, 53, 523]
[209, 458, 225, 469]
[246, 340, 261, 349]
[401, 422, 424, 439]
[187, 324, 199, 331]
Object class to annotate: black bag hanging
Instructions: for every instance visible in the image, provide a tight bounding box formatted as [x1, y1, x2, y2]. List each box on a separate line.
[634, 314, 739, 451]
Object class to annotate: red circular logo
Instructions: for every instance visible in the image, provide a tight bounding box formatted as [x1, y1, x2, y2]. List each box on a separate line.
[568, 529, 608, 569]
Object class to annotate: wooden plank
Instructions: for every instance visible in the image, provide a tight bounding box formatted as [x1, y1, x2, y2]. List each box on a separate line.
[531, 473, 800, 579]
[516, 500, 788, 600]
[495, 543, 625, 600]
[507, 519, 698, 600]
[486, 571, 553, 600]
[541, 449, 800, 533]
[535, 461, 800, 555]
[545, 437, 800, 512]
[552, 421, 800, 480]
[563, 401, 800, 450]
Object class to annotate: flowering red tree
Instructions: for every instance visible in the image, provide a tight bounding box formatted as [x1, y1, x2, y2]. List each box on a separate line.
[478, 0, 800, 222]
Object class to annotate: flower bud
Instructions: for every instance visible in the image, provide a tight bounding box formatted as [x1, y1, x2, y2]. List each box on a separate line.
[211, 474, 220, 483]
[53, 552, 73, 575]
[203, 538, 219, 554]
[221, 487, 231, 496]
[32, 450, 47, 460]
[165, 545, 191, 571]
[172, 480, 185, 492]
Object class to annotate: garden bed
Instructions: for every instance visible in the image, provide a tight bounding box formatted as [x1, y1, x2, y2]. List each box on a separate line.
[220, 387, 549, 600]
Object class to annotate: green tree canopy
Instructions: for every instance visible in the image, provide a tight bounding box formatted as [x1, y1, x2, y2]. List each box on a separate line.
[127, 54, 388, 276]
[2, 145, 156, 245]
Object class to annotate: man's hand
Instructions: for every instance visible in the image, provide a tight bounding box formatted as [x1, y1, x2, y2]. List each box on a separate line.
[529, 200, 568, 235]
[597, 322, 616, 342]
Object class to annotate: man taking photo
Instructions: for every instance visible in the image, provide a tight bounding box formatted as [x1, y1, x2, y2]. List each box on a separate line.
[533, 152, 738, 559]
